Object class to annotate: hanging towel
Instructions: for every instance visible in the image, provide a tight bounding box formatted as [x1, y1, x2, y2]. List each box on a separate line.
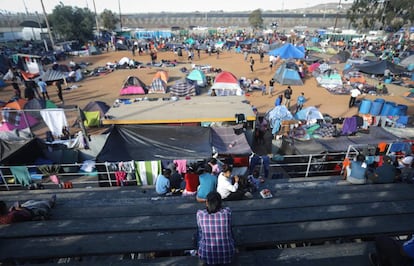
[173, 159, 187, 174]
[40, 109, 68, 137]
[10, 166, 31, 186]
[115, 171, 127, 186]
[135, 161, 161, 186]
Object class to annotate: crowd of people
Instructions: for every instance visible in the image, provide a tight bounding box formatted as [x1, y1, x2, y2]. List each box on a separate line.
[344, 150, 414, 185]
[154, 158, 261, 203]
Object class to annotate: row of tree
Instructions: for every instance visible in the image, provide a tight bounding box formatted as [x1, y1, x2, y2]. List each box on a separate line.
[48, 3, 118, 42]
[47, 2, 412, 43]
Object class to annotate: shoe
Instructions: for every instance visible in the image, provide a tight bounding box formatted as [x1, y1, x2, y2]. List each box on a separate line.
[244, 191, 253, 199]
[368, 253, 379, 266]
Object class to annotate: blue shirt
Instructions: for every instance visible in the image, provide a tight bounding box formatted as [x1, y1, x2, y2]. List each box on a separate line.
[197, 173, 217, 200]
[297, 95, 306, 105]
[275, 97, 282, 106]
[155, 174, 170, 195]
[37, 81, 47, 93]
[403, 235, 414, 264]
[349, 161, 367, 180]
[197, 207, 235, 265]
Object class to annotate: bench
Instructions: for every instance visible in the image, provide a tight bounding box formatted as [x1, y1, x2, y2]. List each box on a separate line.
[27, 242, 375, 266]
[0, 180, 413, 264]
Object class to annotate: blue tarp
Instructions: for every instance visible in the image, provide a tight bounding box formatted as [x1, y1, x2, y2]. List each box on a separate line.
[135, 30, 172, 39]
[268, 43, 305, 59]
[265, 105, 294, 135]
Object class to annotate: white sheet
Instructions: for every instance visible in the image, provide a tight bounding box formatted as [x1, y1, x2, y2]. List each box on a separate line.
[40, 108, 68, 137]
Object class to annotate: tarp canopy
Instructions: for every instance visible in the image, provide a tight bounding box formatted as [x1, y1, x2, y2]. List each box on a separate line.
[120, 76, 147, 95]
[265, 105, 294, 134]
[268, 43, 305, 59]
[170, 79, 196, 97]
[96, 125, 213, 161]
[273, 63, 303, 85]
[0, 138, 44, 165]
[289, 126, 399, 154]
[316, 73, 343, 89]
[211, 127, 252, 155]
[39, 69, 67, 82]
[329, 50, 350, 63]
[400, 55, 414, 68]
[352, 60, 406, 75]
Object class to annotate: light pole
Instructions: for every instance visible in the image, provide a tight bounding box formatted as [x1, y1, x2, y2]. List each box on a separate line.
[118, 0, 123, 30]
[22, 0, 36, 40]
[333, 0, 347, 33]
[92, 0, 100, 38]
[40, 0, 55, 50]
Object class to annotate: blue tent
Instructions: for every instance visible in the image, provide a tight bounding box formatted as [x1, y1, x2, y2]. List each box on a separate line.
[273, 63, 303, 85]
[268, 43, 305, 59]
[187, 69, 207, 87]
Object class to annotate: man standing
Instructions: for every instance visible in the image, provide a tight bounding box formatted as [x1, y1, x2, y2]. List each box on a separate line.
[269, 78, 275, 96]
[37, 78, 50, 100]
[55, 80, 64, 105]
[259, 50, 264, 63]
[249, 56, 255, 72]
[349, 87, 361, 108]
[284, 86, 293, 109]
[295, 92, 306, 113]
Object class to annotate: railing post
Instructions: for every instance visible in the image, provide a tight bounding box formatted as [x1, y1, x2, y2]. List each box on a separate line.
[0, 167, 9, 191]
[105, 162, 112, 187]
[305, 155, 312, 177]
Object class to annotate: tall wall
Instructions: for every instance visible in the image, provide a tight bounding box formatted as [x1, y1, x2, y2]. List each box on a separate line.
[0, 12, 349, 32]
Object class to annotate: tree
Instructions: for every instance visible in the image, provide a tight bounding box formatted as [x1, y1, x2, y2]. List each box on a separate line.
[347, 0, 414, 32]
[48, 4, 95, 42]
[100, 9, 119, 31]
[249, 9, 263, 30]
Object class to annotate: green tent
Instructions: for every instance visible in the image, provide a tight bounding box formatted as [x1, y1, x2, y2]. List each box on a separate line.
[83, 111, 100, 127]
[45, 100, 57, 109]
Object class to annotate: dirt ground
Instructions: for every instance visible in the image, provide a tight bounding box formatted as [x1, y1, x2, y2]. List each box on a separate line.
[1, 48, 413, 129]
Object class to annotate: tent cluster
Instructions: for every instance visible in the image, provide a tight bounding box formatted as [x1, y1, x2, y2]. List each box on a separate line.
[0, 98, 60, 132]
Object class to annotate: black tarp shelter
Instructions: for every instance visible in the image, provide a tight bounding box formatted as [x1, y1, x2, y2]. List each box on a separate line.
[96, 125, 253, 162]
[211, 127, 252, 155]
[96, 125, 213, 161]
[0, 138, 43, 165]
[352, 60, 406, 75]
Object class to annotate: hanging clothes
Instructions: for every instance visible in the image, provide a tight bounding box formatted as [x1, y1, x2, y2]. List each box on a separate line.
[173, 160, 187, 174]
[26, 59, 40, 74]
[40, 108, 68, 137]
[115, 171, 127, 186]
[10, 166, 31, 186]
[135, 161, 161, 186]
[341, 117, 357, 135]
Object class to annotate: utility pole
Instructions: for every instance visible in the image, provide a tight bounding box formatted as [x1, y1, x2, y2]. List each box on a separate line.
[22, 0, 36, 40]
[118, 0, 123, 30]
[333, 0, 347, 33]
[40, 0, 55, 50]
[92, 0, 100, 38]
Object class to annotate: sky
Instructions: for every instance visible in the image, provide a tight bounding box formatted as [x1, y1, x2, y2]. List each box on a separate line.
[1, 0, 345, 14]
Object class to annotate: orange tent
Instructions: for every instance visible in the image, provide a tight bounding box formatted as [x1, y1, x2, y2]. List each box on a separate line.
[153, 70, 169, 83]
[4, 99, 27, 110]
